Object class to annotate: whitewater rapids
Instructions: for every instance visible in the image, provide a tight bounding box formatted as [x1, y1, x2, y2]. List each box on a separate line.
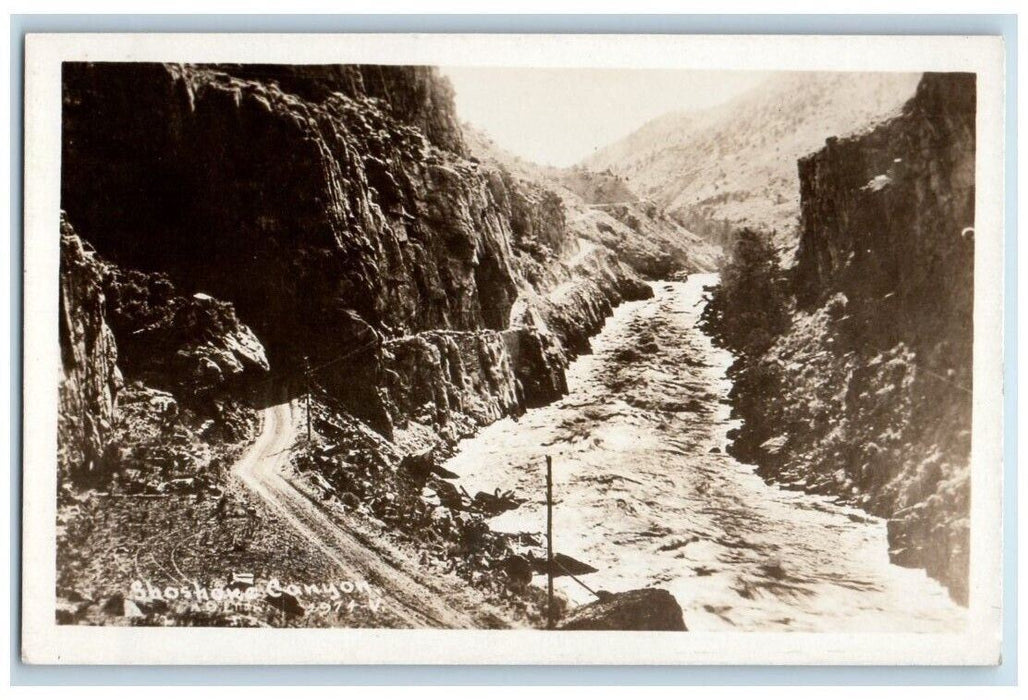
[443, 274, 966, 632]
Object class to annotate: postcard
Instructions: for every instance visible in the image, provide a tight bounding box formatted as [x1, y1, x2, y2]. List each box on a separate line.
[21, 32, 1005, 664]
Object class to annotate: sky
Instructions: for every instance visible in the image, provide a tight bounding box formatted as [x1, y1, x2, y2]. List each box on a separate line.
[441, 67, 770, 168]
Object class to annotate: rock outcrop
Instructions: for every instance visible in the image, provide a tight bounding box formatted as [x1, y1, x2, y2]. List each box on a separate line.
[210, 64, 467, 155]
[796, 73, 975, 603]
[59, 216, 269, 481]
[62, 63, 514, 358]
[573, 201, 718, 279]
[58, 219, 122, 483]
[381, 330, 524, 436]
[559, 588, 687, 631]
[795, 73, 976, 349]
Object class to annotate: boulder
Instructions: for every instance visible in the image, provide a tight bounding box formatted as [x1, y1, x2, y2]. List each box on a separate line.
[559, 588, 687, 631]
[501, 554, 534, 589]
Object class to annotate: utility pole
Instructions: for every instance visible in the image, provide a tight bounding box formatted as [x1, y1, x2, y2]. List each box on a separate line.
[546, 454, 554, 630]
[304, 355, 312, 442]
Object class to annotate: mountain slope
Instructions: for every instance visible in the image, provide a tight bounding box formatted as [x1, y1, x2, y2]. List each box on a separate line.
[465, 126, 720, 277]
[584, 72, 922, 253]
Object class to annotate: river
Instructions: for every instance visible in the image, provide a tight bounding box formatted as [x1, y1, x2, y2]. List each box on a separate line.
[443, 274, 966, 632]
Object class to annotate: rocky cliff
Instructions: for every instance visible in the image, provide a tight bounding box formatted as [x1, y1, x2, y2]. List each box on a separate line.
[61, 62, 654, 445]
[706, 73, 976, 603]
[795, 73, 976, 349]
[58, 219, 122, 484]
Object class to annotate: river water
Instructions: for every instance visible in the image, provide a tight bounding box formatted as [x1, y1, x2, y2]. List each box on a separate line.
[444, 274, 966, 632]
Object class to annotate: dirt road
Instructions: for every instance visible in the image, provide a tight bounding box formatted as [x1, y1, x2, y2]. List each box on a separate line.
[233, 400, 478, 628]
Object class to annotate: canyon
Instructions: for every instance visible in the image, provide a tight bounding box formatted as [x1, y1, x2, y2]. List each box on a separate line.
[55, 64, 974, 627]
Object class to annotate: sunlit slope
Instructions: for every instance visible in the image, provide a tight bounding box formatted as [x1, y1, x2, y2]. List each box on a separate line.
[584, 72, 922, 254]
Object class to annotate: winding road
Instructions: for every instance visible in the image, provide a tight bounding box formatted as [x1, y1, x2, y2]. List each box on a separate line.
[233, 400, 478, 628]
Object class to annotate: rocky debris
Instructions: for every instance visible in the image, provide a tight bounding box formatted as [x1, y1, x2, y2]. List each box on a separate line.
[103, 264, 269, 397]
[559, 588, 687, 631]
[59, 219, 122, 484]
[293, 396, 551, 610]
[59, 378, 258, 503]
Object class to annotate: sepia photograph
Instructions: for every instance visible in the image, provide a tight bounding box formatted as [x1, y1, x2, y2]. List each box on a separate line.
[20, 32, 1005, 665]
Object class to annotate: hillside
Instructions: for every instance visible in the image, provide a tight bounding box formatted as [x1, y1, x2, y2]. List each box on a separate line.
[584, 72, 923, 255]
[465, 126, 720, 278]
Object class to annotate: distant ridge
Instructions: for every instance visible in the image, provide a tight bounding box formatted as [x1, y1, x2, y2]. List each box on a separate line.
[583, 72, 922, 256]
[464, 124, 720, 277]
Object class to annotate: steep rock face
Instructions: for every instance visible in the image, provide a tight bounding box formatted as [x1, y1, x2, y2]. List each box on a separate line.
[502, 327, 568, 408]
[795, 73, 976, 350]
[61, 62, 650, 441]
[58, 213, 269, 486]
[795, 73, 975, 602]
[58, 221, 122, 483]
[211, 64, 466, 155]
[63, 62, 511, 359]
[719, 73, 975, 603]
[381, 330, 523, 435]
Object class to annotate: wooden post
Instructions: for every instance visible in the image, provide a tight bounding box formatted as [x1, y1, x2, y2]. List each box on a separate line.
[304, 356, 312, 442]
[546, 454, 554, 630]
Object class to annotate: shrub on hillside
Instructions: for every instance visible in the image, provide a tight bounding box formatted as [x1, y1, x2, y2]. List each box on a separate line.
[701, 227, 790, 357]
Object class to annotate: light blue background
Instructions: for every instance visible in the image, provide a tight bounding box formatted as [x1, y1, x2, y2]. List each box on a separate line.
[9, 13, 1018, 685]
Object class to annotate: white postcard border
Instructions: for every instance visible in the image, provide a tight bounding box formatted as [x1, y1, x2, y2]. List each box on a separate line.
[21, 32, 1006, 665]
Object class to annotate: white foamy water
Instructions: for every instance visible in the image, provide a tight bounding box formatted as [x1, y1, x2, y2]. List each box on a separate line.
[444, 274, 966, 632]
